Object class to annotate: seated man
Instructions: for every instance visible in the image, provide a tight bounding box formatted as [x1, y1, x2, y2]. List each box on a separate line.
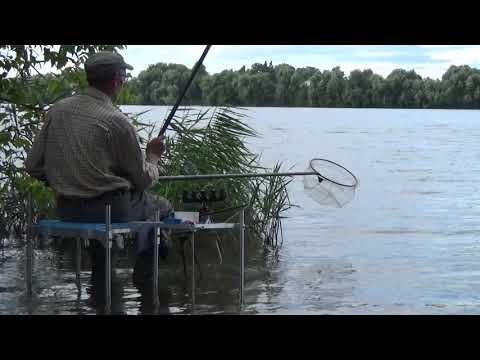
[25, 51, 171, 285]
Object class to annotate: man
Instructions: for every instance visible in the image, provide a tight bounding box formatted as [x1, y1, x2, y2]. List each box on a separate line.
[25, 51, 171, 285]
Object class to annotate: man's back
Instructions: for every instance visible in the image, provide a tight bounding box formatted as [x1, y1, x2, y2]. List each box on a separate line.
[26, 86, 158, 198]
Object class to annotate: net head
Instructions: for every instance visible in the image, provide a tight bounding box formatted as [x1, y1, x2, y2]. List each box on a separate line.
[304, 158, 358, 208]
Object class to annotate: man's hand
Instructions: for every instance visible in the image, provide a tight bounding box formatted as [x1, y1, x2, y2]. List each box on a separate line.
[146, 135, 166, 162]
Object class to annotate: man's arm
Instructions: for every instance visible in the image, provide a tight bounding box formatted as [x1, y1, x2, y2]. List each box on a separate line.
[112, 119, 163, 192]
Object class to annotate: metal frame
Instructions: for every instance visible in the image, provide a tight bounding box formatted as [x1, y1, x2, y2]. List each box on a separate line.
[105, 204, 112, 314]
[28, 204, 246, 315]
[26, 192, 33, 298]
[239, 208, 245, 307]
[191, 231, 196, 312]
[75, 237, 82, 296]
[153, 210, 160, 310]
[176, 208, 245, 313]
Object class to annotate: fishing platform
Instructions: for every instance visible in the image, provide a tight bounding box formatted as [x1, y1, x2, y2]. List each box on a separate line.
[25, 192, 246, 315]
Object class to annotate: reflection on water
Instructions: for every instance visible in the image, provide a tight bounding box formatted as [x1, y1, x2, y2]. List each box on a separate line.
[4, 107, 480, 314]
[3, 229, 266, 315]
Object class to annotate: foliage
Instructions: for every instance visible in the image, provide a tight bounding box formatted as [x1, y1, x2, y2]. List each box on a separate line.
[127, 106, 294, 248]
[123, 61, 480, 109]
[0, 45, 125, 238]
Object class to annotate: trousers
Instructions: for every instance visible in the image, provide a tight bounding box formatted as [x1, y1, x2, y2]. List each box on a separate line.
[57, 189, 173, 256]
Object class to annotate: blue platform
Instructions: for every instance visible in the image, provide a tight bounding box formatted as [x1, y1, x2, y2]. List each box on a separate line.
[33, 219, 132, 242]
[38, 219, 131, 232]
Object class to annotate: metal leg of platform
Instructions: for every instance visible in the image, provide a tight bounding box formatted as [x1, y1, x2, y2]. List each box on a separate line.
[239, 208, 245, 308]
[191, 231, 196, 314]
[153, 210, 160, 309]
[75, 237, 82, 297]
[105, 204, 112, 314]
[26, 191, 33, 298]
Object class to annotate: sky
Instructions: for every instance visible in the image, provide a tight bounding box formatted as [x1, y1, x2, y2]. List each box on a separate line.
[119, 45, 480, 80]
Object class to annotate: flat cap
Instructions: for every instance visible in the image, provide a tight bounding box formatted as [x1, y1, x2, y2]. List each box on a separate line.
[84, 51, 133, 72]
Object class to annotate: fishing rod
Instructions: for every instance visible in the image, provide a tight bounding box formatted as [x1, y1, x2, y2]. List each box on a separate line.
[157, 159, 359, 188]
[158, 171, 317, 181]
[157, 159, 359, 208]
[158, 45, 212, 136]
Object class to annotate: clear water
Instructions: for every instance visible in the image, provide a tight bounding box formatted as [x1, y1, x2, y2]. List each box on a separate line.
[2, 106, 480, 314]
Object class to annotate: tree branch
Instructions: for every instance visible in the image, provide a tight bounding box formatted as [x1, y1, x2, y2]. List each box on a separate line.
[0, 96, 45, 112]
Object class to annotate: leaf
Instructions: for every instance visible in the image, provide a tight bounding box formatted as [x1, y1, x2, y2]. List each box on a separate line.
[47, 80, 61, 95]
[0, 132, 10, 144]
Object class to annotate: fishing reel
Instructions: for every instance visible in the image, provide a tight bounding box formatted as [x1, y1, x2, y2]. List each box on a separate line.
[182, 189, 227, 223]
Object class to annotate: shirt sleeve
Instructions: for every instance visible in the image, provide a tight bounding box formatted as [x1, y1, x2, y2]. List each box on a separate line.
[112, 116, 160, 192]
[24, 117, 50, 181]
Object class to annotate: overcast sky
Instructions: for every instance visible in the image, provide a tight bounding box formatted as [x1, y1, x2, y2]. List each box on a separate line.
[119, 45, 480, 79]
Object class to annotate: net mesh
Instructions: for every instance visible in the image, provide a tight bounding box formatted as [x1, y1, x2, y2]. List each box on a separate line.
[303, 159, 358, 208]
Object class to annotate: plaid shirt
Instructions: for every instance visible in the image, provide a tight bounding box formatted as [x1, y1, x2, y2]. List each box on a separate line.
[25, 87, 160, 199]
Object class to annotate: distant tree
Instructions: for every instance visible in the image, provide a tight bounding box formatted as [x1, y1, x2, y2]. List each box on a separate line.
[273, 63, 295, 106]
[120, 59, 480, 109]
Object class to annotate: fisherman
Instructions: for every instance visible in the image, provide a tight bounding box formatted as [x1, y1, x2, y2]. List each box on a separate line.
[25, 51, 172, 285]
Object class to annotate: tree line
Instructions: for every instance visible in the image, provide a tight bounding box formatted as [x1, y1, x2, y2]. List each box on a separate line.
[118, 62, 480, 109]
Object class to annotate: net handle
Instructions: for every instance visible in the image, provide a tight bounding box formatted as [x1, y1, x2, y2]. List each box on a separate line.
[310, 158, 358, 188]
